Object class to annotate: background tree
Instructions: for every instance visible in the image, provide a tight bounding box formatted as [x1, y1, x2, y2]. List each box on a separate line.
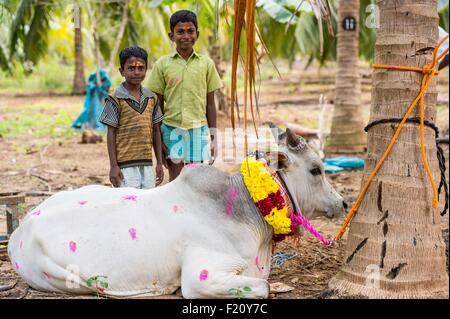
[325, 0, 366, 154]
[72, 1, 86, 94]
[328, 0, 449, 298]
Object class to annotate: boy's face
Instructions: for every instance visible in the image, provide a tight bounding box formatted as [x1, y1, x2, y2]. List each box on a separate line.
[169, 22, 199, 51]
[119, 57, 147, 86]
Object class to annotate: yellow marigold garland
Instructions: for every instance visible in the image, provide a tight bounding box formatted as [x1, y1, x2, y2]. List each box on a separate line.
[240, 157, 292, 235]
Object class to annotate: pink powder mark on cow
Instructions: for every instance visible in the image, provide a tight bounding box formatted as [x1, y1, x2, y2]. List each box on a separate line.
[172, 205, 183, 214]
[122, 195, 137, 201]
[20, 241, 23, 249]
[15, 262, 20, 270]
[78, 200, 88, 206]
[255, 256, 262, 273]
[199, 269, 209, 281]
[32, 210, 41, 216]
[69, 241, 77, 253]
[225, 187, 240, 218]
[129, 228, 137, 240]
[186, 163, 200, 169]
[43, 272, 51, 280]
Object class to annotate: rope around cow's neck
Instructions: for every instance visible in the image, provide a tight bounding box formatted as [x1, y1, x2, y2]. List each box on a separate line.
[276, 169, 332, 247]
[290, 210, 332, 247]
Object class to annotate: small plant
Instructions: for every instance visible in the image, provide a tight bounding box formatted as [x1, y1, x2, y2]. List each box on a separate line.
[16, 203, 27, 218]
[86, 275, 108, 298]
[228, 286, 252, 299]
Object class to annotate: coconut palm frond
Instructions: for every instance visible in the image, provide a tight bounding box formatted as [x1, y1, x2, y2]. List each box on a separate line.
[126, 9, 139, 45]
[294, 7, 336, 67]
[0, 43, 12, 74]
[98, 35, 111, 64]
[257, 0, 299, 24]
[439, 4, 449, 32]
[230, 0, 246, 135]
[284, 0, 306, 34]
[196, 0, 214, 20]
[214, 0, 220, 43]
[246, 0, 258, 143]
[23, 1, 52, 65]
[309, 0, 334, 56]
[230, 0, 335, 153]
[9, 0, 33, 58]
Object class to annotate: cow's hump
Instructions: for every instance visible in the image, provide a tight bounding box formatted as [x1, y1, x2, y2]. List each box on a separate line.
[179, 165, 229, 199]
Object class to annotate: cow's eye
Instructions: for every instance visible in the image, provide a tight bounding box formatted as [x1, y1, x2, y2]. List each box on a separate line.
[310, 167, 322, 176]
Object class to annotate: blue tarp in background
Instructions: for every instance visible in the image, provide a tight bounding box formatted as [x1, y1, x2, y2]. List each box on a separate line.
[72, 69, 111, 131]
[324, 156, 365, 173]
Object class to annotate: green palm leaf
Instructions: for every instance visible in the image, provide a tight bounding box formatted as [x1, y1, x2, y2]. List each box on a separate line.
[9, 0, 33, 58]
[23, 1, 52, 64]
[0, 43, 12, 73]
[439, 4, 449, 32]
[126, 9, 139, 45]
[257, 0, 299, 24]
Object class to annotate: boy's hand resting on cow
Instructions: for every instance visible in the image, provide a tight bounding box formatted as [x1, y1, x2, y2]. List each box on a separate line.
[209, 136, 217, 166]
[155, 163, 164, 186]
[109, 165, 123, 187]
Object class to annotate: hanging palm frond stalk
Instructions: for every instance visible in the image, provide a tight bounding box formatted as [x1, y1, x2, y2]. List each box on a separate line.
[309, 0, 334, 56]
[230, 0, 333, 157]
[230, 0, 259, 158]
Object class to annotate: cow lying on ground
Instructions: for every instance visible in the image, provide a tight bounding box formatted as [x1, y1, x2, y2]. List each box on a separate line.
[8, 129, 344, 298]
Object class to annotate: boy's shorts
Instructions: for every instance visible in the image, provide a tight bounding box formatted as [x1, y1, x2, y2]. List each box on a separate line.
[120, 165, 155, 189]
[161, 123, 209, 163]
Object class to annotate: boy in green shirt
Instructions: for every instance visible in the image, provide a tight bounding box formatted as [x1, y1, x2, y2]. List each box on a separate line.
[148, 10, 223, 181]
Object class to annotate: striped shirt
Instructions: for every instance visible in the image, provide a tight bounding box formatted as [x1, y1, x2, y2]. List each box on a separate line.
[99, 84, 163, 128]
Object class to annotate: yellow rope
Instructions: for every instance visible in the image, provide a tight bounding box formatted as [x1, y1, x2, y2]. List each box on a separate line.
[335, 35, 449, 241]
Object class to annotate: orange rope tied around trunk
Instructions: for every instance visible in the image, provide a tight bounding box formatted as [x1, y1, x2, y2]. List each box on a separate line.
[335, 35, 449, 242]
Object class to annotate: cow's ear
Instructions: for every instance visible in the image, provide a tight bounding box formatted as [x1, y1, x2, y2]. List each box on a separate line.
[266, 151, 291, 170]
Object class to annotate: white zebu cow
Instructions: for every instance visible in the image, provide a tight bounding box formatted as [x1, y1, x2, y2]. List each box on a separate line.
[8, 129, 344, 298]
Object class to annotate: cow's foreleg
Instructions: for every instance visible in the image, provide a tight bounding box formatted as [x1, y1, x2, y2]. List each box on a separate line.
[180, 247, 269, 299]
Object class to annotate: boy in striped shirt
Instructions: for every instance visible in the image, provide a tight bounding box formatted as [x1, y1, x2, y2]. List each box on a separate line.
[99, 46, 164, 189]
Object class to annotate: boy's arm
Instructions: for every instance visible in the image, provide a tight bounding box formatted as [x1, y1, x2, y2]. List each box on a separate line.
[155, 93, 168, 160]
[206, 91, 218, 165]
[99, 96, 123, 187]
[106, 126, 123, 187]
[152, 123, 164, 185]
[156, 94, 165, 113]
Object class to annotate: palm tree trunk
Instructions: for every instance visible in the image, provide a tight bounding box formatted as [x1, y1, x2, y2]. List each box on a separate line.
[72, 2, 86, 95]
[328, 0, 448, 298]
[325, 0, 366, 154]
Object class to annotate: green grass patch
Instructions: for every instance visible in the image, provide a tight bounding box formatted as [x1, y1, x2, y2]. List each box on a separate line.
[0, 60, 74, 94]
[0, 100, 81, 139]
[0, 111, 78, 138]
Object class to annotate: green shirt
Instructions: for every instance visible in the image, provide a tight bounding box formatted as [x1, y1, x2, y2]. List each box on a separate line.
[148, 51, 223, 129]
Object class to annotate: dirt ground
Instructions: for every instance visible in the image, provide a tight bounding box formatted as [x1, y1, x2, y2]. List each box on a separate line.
[0, 64, 448, 299]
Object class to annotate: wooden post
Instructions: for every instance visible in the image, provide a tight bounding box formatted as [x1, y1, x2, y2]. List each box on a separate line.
[0, 192, 25, 238]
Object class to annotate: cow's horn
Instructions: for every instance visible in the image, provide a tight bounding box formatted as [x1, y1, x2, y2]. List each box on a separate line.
[286, 128, 306, 152]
